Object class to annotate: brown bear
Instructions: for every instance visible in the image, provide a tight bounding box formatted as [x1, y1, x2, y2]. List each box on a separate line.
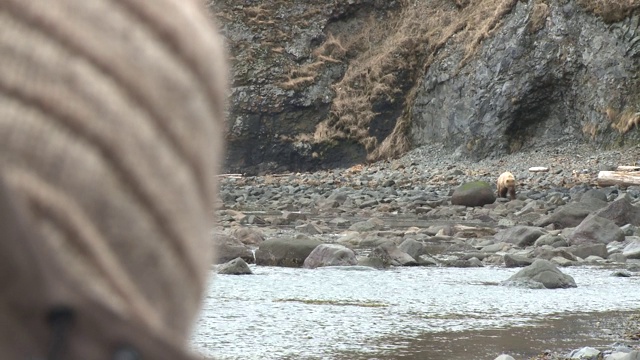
[497, 171, 517, 200]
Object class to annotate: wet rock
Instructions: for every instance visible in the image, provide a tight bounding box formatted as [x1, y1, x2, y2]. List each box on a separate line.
[593, 196, 640, 227]
[349, 218, 385, 232]
[612, 271, 632, 277]
[231, 226, 265, 245]
[534, 247, 578, 262]
[357, 256, 387, 270]
[570, 346, 600, 360]
[503, 253, 534, 268]
[370, 242, 417, 267]
[481, 242, 512, 253]
[568, 214, 625, 245]
[494, 226, 545, 247]
[442, 258, 484, 268]
[502, 259, 577, 289]
[303, 244, 357, 269]
[451, 181, 496, 207]
[217, 257, 253, 275]
[296, 222, 324, 235]
[398, 238, 426, 260]
[255, 236, 322, 267]
[534, 234, 568, 248]
[213, 232, 255, 264]
[579, 189, 608, 203]
[494, 355, 516, 360]
[605, 351, 640, 360]
[623, 239, 640, 259]
[535, 201, 605, 229]
[568, 243, 608, 260]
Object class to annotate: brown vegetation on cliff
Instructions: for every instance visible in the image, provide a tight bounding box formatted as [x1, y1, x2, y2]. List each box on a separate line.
[577, 0, 640, 23]
[294, 0, 521, 162]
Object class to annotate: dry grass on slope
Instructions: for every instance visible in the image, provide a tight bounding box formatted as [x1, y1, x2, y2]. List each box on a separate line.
[577, 0, 640, 23]
[292, 0, 519, 162]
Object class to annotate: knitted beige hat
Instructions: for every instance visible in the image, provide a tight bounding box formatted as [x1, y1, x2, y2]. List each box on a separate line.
[0, 0, 226, 358]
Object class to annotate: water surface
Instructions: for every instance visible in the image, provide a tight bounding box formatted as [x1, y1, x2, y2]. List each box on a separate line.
[192, 265, 640, 359]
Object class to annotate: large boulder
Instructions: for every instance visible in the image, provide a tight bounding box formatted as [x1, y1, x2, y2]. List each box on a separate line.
[217, 257, 253, 275]
[212, 232, 255, 264]
[623, 239, 640, 259]
[593, 196, 640, 227]
[255, 236, 322, 267]
[398, 238, 426, 259]
[451, 181, 496, 207]
[568, 214, 625, 245]
[369, 242, 417, 267]
[503, 253, 534, 268]
[303, 244, 358, 269]
[567, 243, 608, 260]
[494, 226, 545, 247]
[535, 200, 607, 229]
[231, 226, 265, 245]
[502, 259, 577, 289]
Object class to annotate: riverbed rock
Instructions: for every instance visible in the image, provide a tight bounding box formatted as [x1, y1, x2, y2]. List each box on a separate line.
[593, 196, 640, 227]
[534, 234, 568, 248]
[349, 218, 385, 232]
[502, 259, 577, 289]
[503, 253, 534, 268]
[495, 355, 515, 360]
[303, 244, 358, 269]
[568, 214, 625, 245]
[605, 351, 640, 360]
[231, 226, 265, 245]
[370, 242, 417, 267]
[570, 346, 601, 360]
[623, 239, 640, 259]
[494, 226, 545, 247]
[213, 232, 255, 264]
[451, 181, 496, 207]
[217, 257, 253, 275]
[567, 243, 608, 260]
[398, 238, 427, 259]
[255, 236, 323, 267]
[535, 201, 606, 229]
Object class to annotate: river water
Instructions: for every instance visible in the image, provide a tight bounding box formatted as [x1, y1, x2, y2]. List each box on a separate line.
[191, 265, 640, 360]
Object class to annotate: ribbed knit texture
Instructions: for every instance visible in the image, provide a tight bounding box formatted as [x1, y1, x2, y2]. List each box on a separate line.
[0, 0, 226, 358]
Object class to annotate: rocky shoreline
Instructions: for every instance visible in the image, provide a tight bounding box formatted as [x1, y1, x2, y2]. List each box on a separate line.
[212, 142, 640, 359]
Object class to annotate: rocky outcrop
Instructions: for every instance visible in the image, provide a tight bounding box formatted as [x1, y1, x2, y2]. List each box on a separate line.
[255, 236, 322, 267]
[451, 181, 497, 207]
[210, 1, 640, 174]
[303, 244, 358, 268]
[217, 257, 253, 275]
[502, 259, 577, 289]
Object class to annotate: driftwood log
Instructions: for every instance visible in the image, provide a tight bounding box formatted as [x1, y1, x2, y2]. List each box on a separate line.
[0, 0, 226, 359]
[597, 171, 640, 187]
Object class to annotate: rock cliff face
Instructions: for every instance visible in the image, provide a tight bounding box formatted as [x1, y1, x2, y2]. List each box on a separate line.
[209, 0, 640, 175]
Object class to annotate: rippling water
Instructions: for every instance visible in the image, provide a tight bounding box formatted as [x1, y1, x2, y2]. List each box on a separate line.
[191, 265, 640, 359]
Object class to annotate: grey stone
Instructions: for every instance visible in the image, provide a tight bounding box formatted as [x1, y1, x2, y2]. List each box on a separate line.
[502, 259, 577, 289]
[494, 226, 545, 247]
[593, 196, 640, 226]
[217, 257, 253, 275]
[398, 239, 426, 259]
[370, 242, 417, 267]
[568, 214, 625, 245]
[255, 236, 323, 267]
[536, 201, 607, 229]
[503, 253, 534, 267]
[570, 347, 600, 360]
[622, 239, 640, 259]
[451, 181, 496, 207]
[303, 244, 357, 269]
[212, 232, 255, 264]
